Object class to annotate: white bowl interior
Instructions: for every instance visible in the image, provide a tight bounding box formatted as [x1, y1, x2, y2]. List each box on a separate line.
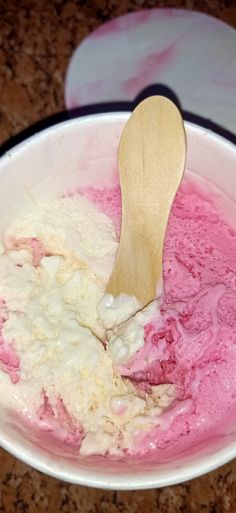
[0, 114, 236, 489]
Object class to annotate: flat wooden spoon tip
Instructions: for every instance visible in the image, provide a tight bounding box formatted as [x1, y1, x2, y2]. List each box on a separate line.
[107, 95, 186, 305]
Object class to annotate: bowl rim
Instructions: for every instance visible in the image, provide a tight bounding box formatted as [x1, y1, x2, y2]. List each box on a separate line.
[1, 112, 236, 165]
[0, 427, 236, 490]
[0, 112, 236, 490]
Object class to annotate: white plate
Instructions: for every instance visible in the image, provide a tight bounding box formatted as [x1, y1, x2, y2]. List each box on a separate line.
[65, 8, 236, 134]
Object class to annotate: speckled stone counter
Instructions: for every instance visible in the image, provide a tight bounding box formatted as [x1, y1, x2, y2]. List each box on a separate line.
[0, 1, 236, 512]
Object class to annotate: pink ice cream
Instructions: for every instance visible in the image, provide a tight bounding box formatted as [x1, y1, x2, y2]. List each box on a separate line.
[0, 299, 20, 384]
[79, 177, 236, 458]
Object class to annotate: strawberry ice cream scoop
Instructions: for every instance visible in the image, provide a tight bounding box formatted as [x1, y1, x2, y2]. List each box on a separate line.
[81, 176, 236, 457]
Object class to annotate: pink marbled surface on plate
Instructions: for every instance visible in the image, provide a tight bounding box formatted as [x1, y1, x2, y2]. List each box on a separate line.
[65, 8, 236, 133]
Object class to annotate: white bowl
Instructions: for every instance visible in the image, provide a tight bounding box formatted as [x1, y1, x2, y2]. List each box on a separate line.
[0, 113, 236, 490]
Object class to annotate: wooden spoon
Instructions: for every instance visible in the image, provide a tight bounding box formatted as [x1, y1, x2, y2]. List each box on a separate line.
[106, 96, 186, 306]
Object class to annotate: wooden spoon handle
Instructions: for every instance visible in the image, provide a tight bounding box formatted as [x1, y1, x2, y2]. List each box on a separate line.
[107, 96, 186, 305]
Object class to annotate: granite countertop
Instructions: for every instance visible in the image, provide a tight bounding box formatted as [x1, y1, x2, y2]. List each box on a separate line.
[0, 1, 236, 511]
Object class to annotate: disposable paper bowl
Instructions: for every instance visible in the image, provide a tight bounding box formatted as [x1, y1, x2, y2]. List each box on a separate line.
[0, 113, 236, 489]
